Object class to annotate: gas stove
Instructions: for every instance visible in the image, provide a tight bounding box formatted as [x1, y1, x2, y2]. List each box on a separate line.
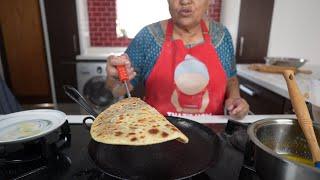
[0, 119, 261, 180]
[0, 121, 71, 179]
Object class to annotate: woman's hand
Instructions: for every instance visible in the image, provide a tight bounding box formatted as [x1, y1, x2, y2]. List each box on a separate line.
[107, 54, 136, 81]
[106, 54, 136, 97]
[225, 97, 249, 120]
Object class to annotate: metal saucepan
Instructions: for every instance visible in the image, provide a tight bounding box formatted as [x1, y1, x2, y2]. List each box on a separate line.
[247, 118, 320, 180]
[63, 85, 221, 179]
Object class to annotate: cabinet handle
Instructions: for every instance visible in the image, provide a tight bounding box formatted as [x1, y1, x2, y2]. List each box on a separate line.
[240, 84, 256, 96]
[239, 36, 244, 57]
[73, 34, 78, 53]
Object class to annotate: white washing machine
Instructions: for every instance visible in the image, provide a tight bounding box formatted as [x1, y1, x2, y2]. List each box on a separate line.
[76, 62, 118, 114]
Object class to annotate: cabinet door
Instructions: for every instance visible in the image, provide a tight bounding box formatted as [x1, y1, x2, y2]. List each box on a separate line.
[0, 0, 51, 103]
[52, 62, 77, 102]
[238, 76, 285, 114]
[44, 0, 79, 102]
[236, 0, 274, 63]
[44, 0, 80, 60]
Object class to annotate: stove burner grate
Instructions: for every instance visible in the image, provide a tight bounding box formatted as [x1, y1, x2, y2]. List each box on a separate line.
[0, 121, 71, 180]
[0, 159, 48, 179]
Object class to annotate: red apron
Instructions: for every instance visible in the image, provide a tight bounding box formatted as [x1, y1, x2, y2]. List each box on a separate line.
[145, 19, 227, 115]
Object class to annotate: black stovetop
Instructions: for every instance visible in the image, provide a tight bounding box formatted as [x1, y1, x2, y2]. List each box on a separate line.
[0, 120, 260, 180]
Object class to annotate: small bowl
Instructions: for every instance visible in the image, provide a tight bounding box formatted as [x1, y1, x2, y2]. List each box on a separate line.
[264, 57, 308, 68]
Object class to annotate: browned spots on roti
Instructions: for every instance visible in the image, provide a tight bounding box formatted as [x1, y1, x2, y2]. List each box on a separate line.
[91, 97, 189, 145]
[148, 128, 159, 134]
[162, 132, 169, 138]
[152, 124, 160, 128]
[115, 131, 123, 136]
[138, 119, 146, 123]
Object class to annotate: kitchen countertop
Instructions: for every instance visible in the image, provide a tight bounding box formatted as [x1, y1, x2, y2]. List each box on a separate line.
[76, 47, 127, 60]
[237, 64, 320, 103]
[66, 114, 296, 124]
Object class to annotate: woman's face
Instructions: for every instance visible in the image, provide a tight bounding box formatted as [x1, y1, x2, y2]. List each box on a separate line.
[168, 0, 210, 29]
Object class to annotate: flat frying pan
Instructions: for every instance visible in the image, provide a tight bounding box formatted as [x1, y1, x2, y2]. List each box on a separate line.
[64, 85, 221, 179]
[86, 116, 220, 180]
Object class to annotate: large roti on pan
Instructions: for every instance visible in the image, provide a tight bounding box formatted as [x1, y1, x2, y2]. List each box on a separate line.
[91, 97, 189, 145]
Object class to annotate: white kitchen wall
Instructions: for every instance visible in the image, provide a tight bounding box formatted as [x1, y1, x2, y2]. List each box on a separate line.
[76, 0, 90, 55]
[267, 0, 320, 65]
[220, 0, 241, 49]
[221, 0, 320, 65]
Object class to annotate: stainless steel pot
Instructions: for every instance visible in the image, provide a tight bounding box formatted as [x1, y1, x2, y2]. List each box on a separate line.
[247, 118, 320, 180]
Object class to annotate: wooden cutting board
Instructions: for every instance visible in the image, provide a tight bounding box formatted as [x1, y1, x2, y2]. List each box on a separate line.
[248, 64, 312, 74]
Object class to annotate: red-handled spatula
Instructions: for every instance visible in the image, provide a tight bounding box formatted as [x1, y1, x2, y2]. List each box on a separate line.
[116, 65, 131, 98]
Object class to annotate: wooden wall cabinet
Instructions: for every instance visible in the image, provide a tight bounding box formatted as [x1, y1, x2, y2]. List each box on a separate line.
[44, 0, 80, 102]
[0, 0, 51, 104]
[236, 0, 274, 64]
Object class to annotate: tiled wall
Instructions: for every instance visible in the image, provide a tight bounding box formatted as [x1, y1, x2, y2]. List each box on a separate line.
[209, 0, 222, 21]
[88, 0, 222, 47]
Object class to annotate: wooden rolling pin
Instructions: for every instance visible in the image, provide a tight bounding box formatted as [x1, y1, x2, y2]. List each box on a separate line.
[249, 64, 312, 74]
[283, 70, 320, 167]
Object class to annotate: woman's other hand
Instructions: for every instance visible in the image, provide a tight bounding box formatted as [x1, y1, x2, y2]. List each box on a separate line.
[106, 54, 136, 97]
[225, 97, 249, 120]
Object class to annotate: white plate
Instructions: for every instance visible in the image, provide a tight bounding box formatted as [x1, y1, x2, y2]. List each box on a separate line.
[0, 109, 67, 144]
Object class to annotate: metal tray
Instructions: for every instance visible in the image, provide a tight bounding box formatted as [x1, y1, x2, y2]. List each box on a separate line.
[264, 57, 307, 68]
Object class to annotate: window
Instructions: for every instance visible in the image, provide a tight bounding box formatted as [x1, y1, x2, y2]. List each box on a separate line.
[116, 0, 171, 38]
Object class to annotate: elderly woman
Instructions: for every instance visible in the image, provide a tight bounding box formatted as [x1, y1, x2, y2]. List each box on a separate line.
[106, 0, 249, 119]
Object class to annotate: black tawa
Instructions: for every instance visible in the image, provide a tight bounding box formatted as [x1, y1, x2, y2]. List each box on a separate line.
[88, 116, 221, 180]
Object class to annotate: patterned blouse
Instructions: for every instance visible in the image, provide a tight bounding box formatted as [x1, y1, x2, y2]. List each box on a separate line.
[125, 20, 236, 87]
